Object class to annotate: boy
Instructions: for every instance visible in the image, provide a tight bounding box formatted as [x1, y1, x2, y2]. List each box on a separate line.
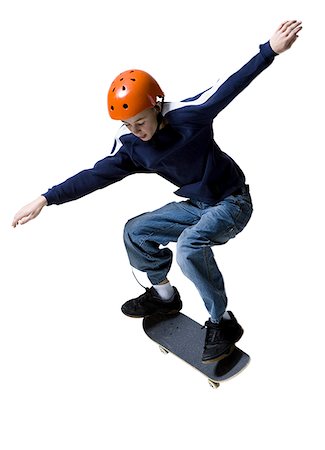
[12, 20, 302, 363]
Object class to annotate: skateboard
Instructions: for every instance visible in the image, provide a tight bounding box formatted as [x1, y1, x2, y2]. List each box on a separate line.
[143, 312, 250, 389]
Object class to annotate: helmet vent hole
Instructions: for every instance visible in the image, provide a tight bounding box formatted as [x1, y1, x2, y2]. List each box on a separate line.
[122, 86, 126, 90]
[130, 78, 136, 81]
[123, 104, 128, 109]
[120, 78, 124, 81]
[110, 106, 114, 111]
[112, 88, 115, 92]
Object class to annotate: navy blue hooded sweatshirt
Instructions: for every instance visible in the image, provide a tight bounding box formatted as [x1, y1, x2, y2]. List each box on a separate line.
[43, 42, 277, 206]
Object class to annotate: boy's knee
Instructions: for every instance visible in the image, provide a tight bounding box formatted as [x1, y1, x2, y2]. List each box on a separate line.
[123, 213, 148, 244]
[176, 234, 191, 272]
[124, 216, 139, 241]
[124, 216, 135, 234]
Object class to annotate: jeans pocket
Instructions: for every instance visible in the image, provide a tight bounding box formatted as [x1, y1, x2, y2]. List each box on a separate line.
[233, 197, 253, 234]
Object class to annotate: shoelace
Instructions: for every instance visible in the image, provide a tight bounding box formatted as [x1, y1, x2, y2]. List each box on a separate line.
[134, 288, 151, 309]
[132, 268, 147, 290]
[202, 321, 224, 346]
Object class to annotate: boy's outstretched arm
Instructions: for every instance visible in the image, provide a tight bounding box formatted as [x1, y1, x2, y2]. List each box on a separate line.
[270, 20, 302, 54]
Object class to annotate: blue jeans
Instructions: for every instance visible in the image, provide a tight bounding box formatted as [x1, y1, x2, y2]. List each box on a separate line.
[123, 189, 253, 322]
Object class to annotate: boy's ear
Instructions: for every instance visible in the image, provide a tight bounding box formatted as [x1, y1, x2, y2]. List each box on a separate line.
[154, 103, 162, 113]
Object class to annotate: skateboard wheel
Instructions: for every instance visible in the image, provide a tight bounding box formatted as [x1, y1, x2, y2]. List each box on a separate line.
[208, 379, 220, 389]
[159, 345, 169, 355]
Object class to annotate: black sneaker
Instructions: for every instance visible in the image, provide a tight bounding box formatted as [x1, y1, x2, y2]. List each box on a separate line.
[121, 287, 182, 318]
[202, 311, 244, 364]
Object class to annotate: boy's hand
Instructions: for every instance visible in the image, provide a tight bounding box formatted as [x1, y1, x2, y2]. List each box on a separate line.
[270, 20, 302, 54]
[12, 196, 48, 227]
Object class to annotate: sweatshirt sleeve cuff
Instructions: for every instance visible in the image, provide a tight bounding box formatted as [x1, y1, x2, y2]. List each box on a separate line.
[42, 191, 53, 206]
[259, 41, 278, 60]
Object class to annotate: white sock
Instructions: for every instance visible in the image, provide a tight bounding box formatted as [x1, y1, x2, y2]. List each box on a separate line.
[210, 312, 231, 324]
[152, 282, 174, 301]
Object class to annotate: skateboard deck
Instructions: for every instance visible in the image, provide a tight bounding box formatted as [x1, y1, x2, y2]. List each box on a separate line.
[143, 312, 250, 388]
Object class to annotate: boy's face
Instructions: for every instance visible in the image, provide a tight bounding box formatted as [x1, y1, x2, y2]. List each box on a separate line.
[122, 107, 160, 141]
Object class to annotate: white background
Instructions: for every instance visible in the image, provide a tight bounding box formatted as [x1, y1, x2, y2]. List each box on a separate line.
[1, 0, 324, 449]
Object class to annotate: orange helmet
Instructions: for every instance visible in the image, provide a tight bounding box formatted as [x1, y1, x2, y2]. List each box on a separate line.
[107, 69, 164, 120]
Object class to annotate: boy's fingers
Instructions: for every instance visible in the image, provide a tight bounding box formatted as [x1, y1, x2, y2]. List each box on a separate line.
[278, 20, 289, 31]
[285, 20, 302, 36]
[12, 212, 30, 227]
[12, 216, 20, 227]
